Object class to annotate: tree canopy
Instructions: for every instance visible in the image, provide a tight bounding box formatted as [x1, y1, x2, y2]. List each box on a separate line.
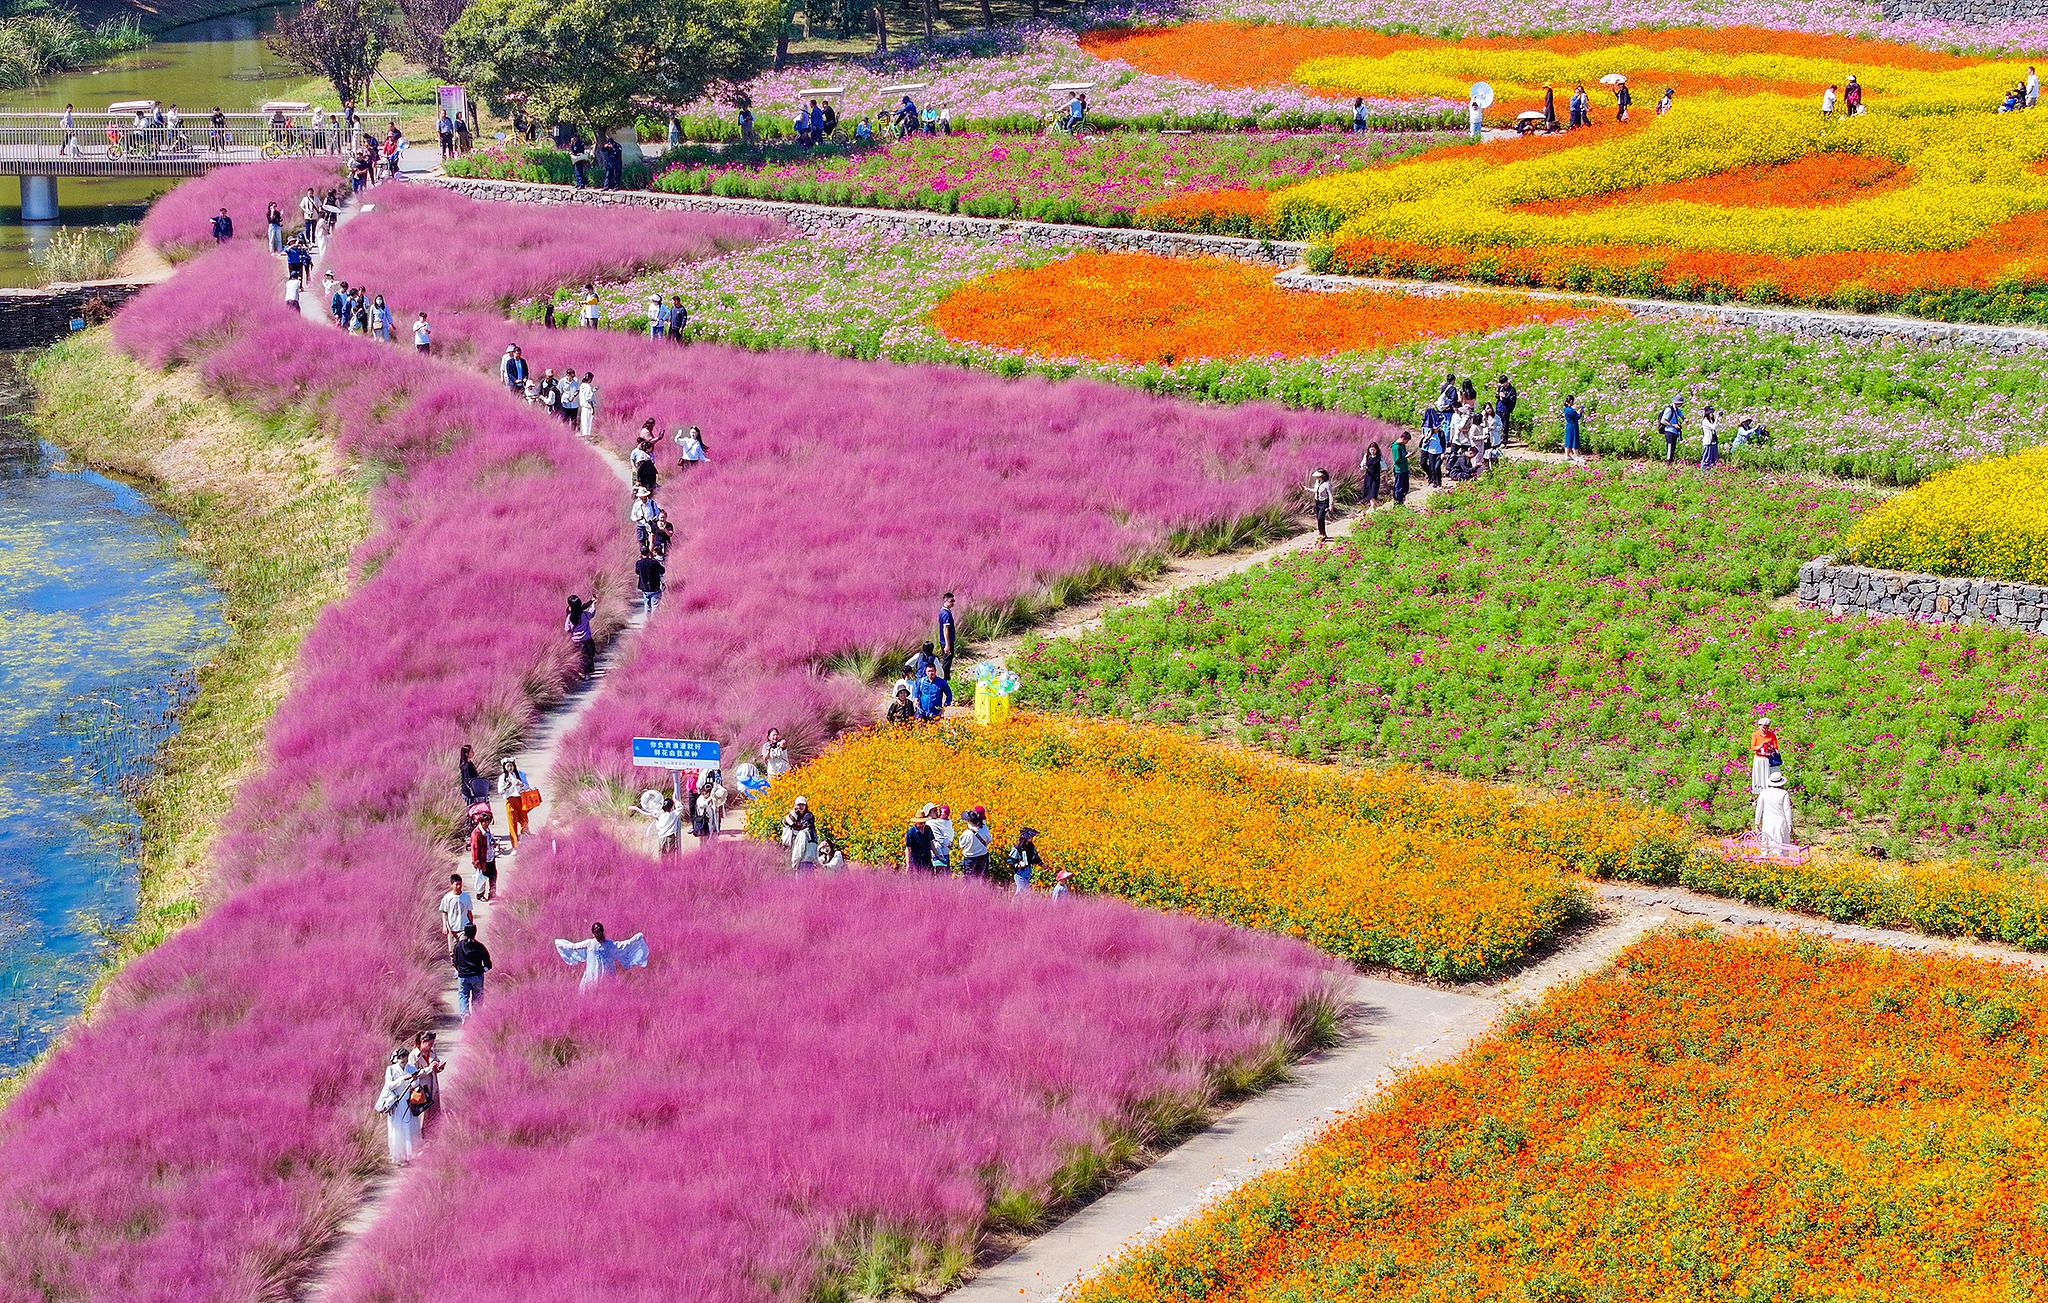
[446, 0, 781, 128]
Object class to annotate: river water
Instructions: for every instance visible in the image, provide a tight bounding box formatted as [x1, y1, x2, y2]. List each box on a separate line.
[0, 13, 303, 286]
[0, 358, 224, 1070]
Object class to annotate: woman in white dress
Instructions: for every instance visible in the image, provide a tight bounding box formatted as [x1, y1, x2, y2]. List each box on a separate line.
[761, 729, 791, 780]
[1754, 770, 1795, 856]
[554, 922, 649, 990]
[375, 1048, 422, 1164]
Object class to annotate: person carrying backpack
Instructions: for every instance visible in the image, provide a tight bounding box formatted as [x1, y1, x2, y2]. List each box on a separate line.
[1657, 397, 1684, 463]
[1008, 827, 1042, 894]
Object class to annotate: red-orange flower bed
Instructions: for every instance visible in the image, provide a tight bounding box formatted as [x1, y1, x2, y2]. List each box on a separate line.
[1075, 929, 2048, 1303]
[1083, 23, 1980, 116]
[1512, 152, 1918, 217]
[929, 251, 1605, 363]
[1326, 207, 2048, 314]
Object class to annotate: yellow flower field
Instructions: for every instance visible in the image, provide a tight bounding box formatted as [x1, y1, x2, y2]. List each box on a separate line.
[1074, 929, 2048, 1303]
[1273, 95, 2048, 257]
[748, 715, 1697, 980]
[1842, 445, 2048, 584]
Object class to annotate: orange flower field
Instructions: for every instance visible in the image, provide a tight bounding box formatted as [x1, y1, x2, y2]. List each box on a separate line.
[929, 251, 1606, 363]
[1075, 929, 2048, 1303]
[747, 714, 1697, 980]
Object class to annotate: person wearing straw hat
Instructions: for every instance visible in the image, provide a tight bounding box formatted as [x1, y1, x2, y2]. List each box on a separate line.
[1008, 827, 1042, 894]
[1749, 716, 1781, 793]
[906, 806, 937, 873]
[1754, 771, 1795, 856]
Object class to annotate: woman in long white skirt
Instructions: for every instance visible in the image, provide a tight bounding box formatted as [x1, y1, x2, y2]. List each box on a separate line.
[375, 1049, 422, 1164]
[1754, 771, 1795, 856]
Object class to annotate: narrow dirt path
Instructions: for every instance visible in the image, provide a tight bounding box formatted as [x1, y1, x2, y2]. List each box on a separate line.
[283, 262, 644, 1297]
[973, 447, 1567, 668]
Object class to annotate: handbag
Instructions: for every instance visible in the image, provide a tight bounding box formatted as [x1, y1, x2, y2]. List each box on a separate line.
[407, 1084, 432, 1116]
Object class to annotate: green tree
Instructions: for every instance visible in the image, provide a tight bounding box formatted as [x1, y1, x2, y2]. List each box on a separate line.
[446, 0, 781, 130]
[266, 0, 392, 108]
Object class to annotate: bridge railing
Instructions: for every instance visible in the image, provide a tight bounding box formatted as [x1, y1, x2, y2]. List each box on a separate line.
[0, 112, 402, 169]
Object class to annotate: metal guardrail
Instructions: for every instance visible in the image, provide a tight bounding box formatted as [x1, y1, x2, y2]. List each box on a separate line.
[0, 112, 400, 175]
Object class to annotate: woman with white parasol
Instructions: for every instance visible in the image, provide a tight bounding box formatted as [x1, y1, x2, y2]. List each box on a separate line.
[1754, 771, 1796, 857]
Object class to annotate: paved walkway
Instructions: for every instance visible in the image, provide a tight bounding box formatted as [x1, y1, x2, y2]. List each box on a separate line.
[287, 220, 641, 1298]
[955, 908, 1672, 1303]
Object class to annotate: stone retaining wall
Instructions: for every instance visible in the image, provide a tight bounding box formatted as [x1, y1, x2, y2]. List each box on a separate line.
[1880, 0, 2048, 21]
[1797, 558, 2048, 635]
[426, 176, 1309, 264]
[0, 281, 147, 349]
[426, 174, 2048, 351]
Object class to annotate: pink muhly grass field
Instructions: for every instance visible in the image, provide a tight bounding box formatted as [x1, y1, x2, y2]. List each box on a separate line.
[0, 242, 633, 1301]
[141, 156, 344, 257]
[324, 183, 784, 313]
[325, 830, 1340, 1303]
[324, 188, 1394, 784]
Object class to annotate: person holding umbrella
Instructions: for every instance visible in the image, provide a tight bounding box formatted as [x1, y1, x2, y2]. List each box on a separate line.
[1612, 76, 1633, 121]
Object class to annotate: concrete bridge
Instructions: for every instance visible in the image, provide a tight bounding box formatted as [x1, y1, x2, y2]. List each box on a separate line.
[0, 112, 398, 218]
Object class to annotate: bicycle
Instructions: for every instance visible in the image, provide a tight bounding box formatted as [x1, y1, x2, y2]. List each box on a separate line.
[106, 130, 160, 160]
[260, 133, 316, 160]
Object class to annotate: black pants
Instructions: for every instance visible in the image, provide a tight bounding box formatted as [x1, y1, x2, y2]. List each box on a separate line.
[1664, 431, 1678, 462]
[577, 638, 595, 677]
[1393, 468, 1410, 504]
[940, 652, 954, 682]
[1315, 500, 1329, 537]
[1363, 469, 1380, 503]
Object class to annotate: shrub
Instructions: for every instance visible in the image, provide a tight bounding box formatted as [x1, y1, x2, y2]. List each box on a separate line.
[744, 714, 1663, 980]
[140, 157, 344, 259]
[0, 236, 631, 1300]
[1841, 445, 2048, 583]
[323, 830, 1341, 1303]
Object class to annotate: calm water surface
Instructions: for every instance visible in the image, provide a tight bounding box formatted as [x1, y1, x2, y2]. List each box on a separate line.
[0, 358, 223, 1069]
[0, 13, 304, 286]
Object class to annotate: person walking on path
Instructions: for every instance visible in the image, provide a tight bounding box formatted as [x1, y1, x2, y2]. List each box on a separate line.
[452, 924, 491, 1019]
[553, 922, 649, 990]
[699, 770, 728, 838]
[1658, 397, 1684, 463]
[266, 202, 284, 253]
[578, 373, 598, 440]
[1845, 74, 1864, 114]
[937, 592, 957, 681]
[1563, 394, 1583, 460]
[958, 807, 992, 881]
[566, 594, 596, 679]
[630, 487, 661, 552]
[1360, 441, 1383, 511]
[1749, 716, 1781, 793]
[635, 545, 665, 615]
[1616, 81, 1633, 121]
[375, 1048, 423, 1164]
[1310, 468, 1334, 541]
[504, 345, 528, 393]
[782, 797, 817, 868]
[1543, 83, 1557, 130]
[1391, 431, 1411, 505]
[439, 873, 474, 949]
[459, 744, 485, 802]
[905, 809, 936, 872]
[1008, 827, 1042, 895]
[469, 809, 499, 900]
[413, 313, 432, 354]
[498, 758, 534, 847]
[1754, 771, 1795, 856]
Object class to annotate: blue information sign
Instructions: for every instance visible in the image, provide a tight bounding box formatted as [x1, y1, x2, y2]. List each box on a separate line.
[631, 737, 721, 769]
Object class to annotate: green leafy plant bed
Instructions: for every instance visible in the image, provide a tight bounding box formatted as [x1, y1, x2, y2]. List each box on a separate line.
[649, 128, 1452, 224]
[1018, 462, 2048, 865]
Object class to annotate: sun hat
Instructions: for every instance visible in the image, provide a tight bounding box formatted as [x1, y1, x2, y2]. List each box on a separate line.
[1768, 772, 1787, 787]
[1758, 716, 1772, 726]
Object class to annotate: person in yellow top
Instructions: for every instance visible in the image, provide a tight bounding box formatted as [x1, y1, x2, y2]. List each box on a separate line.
[1749, 716, 1780, 793]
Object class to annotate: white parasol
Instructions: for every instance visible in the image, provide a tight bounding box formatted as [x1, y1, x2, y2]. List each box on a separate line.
[1600, 72, 1629, 84]
[1469, 81, 1495, 108]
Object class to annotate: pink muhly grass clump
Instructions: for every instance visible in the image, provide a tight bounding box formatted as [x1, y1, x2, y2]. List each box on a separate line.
[140, 156, 345, 257]
[320, 193, 1392, 779]
[0, 241, 634, 1300]
[323, 184, 784, 313]
[325, 829, 1340, 1303]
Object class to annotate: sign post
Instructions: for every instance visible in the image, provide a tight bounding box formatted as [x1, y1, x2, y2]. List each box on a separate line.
[631, 737, 721, 806]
